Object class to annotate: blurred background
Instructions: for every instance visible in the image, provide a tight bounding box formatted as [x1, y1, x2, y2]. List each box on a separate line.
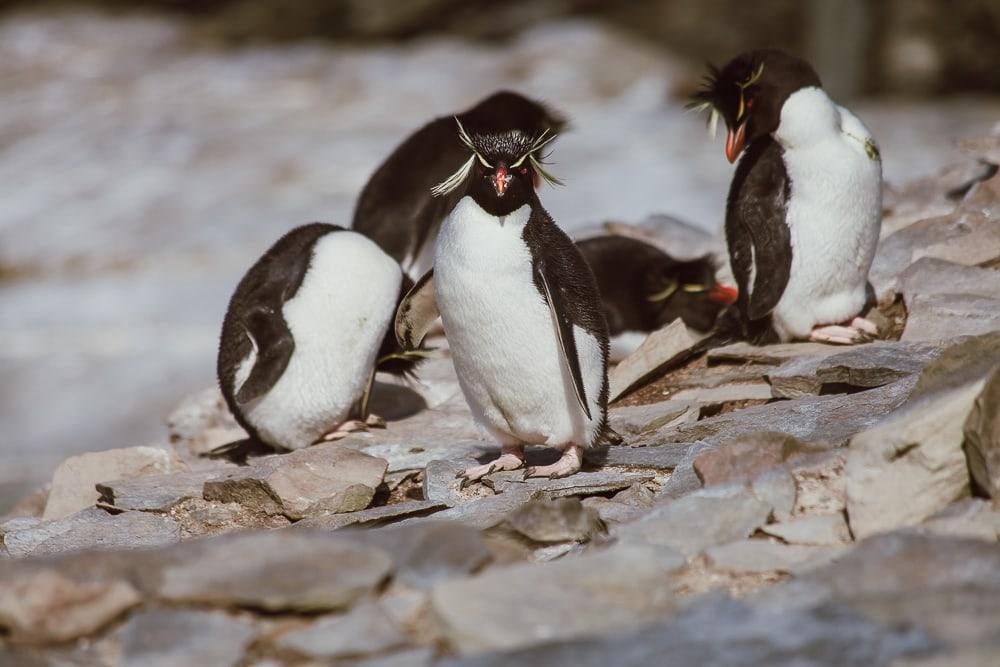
[1, 0, 998, 510]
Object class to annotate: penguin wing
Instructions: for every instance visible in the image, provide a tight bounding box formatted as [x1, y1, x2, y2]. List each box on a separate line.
[726, 137, 792, 321]
[395, 268, 438, 349]
[534, 258, 593, 420]
[235, 305, 295, 404]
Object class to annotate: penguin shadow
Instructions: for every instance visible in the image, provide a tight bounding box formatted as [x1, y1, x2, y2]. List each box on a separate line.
[366, 381, 428, 421]
[204, 437, 274, 466]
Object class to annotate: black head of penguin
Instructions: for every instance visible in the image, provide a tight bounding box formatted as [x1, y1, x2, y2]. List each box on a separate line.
[691, 49, 821, 163]
[577, 235, 728, 334]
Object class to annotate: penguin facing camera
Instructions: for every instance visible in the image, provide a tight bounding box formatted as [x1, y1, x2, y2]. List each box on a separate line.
[217, 223, 424, 453]
[396, 117, 618, 483]
[576, 234, 737, 360]
[352, 90, 566, 278]
[691, 49, 882, 344]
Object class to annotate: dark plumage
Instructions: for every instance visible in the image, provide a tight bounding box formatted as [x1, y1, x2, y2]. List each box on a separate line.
[352, 90, 565, 272]
[576, 235, 732, 335]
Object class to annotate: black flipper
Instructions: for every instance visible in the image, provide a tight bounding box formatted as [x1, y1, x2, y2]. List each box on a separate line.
[535, 257, 592, 420]
[234, 305, 295, 404]
[726, 137, 792, 327]
[394, 268, 438, 350]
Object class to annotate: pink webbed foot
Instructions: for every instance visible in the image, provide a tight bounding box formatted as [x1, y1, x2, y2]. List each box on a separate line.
[808, 316, 878, 345]
[459, 444, 525, 487]
[524, 444, 583, 480]
[321, 419, 368, 442]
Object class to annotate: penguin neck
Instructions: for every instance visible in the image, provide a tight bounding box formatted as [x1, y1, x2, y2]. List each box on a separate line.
[772, 86, 841, 151]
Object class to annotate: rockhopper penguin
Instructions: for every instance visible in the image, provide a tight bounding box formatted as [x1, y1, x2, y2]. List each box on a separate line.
[691, 49, 882, 344]
[576, 235, 737, 359]
[395, 119, 615, 481]
[352, 90, 566, 278]
[217, 223, 421, 451]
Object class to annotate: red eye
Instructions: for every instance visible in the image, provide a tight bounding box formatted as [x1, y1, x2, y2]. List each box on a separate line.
[747, 98, 754, 108]
[520, 168, 528, 175]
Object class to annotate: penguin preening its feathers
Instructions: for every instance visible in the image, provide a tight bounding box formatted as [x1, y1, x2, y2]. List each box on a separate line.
[217, 223, 424, 453]
[690, 49, 882, 345]
[396, 114, 617, 482]
[352, 91, 566, 277]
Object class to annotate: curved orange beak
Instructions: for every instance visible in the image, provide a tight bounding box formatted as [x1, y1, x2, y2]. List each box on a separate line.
[492, 165, 512, 197]
[709, 283, 739, 305]
[725, 120, 748, 163]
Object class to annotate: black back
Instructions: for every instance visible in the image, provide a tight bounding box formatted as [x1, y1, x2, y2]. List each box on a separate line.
[522, 199, 611, 432]
[725, 136, 792, 342]
[352, 91, 565, 266]
[217, 223, 342, 440]
[576, 235, 724, 334]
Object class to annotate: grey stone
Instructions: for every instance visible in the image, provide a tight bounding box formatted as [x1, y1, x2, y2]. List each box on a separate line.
[707, 342, 843, 365]
[612, 483, 656, 507]
[587, 441, 697, 470]
[97, 470, 222, 512]
[608, 401, 697, 436]
[43, 446, 176, 520]
[274, 601, 407, 659]
[485, 470, 655, 498]
[964, 367, 1000, 497]
[693, 432, 816, 487]
[902, 293, 1000, 342]
[343, 521, 492, 589]
[761, 513, 852, 545]
[671, 383, 773, 405]
[642, 379, 916, 449]
[0, 568, 141, 643]
[295, 500, 447, 530]
[767, 355, 828, 398]
[751, 467, 797, 522]
[3, 507, 180, 558]
[430, 543, 685, 654]
[120, 609, 255, 667]
[616, 485, 772, 556]
[918, 499, 1000, 542]
[791, 451, 848, 516]
[157, 530, 392, 612]
[846, 377, 984, 539]
[892, 644, 1000, 667]
[705, 540, 847, 573]
[203, 444, 387, 519]
[898, 257, 1000, 301]
[399, 491, 533, 530]
[609, 319, 700, 400]
[580, 497, 650, 525]
[423, 459, 468, 506]
[656, 442, 712, 499]
[441, 596, 935, 667]
[499, 497, 606, 544]
[355, 440, 490, 474]
[342, 648, 435, 667]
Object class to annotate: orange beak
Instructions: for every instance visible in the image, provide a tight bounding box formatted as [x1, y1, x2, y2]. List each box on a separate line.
[725, 120, 748, 163]
[709, 283, 739, 305]
[492, 165, 511, 197]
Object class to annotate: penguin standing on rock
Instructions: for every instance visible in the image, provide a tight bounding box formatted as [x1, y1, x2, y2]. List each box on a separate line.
[576, 235, 737, 359]
[217, 223, 420, 452]
[396, 120, 616, 481]
[691, 49, 882, 344]
[352, 90, 566, 278]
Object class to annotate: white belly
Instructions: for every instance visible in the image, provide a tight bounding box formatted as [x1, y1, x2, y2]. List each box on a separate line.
[772, 121, 882, 340]
[435, 197, 602, 447]
[234, 232, 401, 450]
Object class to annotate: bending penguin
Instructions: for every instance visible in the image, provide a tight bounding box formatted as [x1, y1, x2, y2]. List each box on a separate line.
[352, 90, 566, 278]
[576, 235, 737, 359]
[691, 49, 882, 344]
[396, 119, 617, 481]
[217, 223, 421, 452]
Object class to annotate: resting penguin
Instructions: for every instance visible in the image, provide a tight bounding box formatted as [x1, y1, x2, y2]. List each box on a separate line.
[352, 90, 565, 278]
[691, 49, 882, 344]
[217, 223, 420, 451]
[576, 235, 737, 359]
[396, 119, 617, 481]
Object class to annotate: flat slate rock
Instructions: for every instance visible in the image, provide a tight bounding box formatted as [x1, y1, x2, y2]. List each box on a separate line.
[157, 530, 392, 612]
[484, 470, 655, 498]
[354, 440, 490, 474]
[441, 595, 934, 667]
[295, 500, 447, 531]
[616, 485, 772, 556]
[423, 459, 473, 507]
[431, 543, 685, 655]
[609, 319, 700, 401]
[963, 369, 1000, 497]
[97, 470, 222, 512]
[693, 432, 817, 487]
[3, 507, 180, 558]
[120, 609, 255, 667]
[898, 256, 1000, 301]
[671, 383, 773, 404]
[398, 491, 534, 531]
[608, 401, 697, 436]
[707, 342, 842, 365]
[705, 540, 846, 574]
[902, 293, 1000, 342]
[498, 497, 606, 544]
[203, 445, 388, 519]
[587, 442, 698, 470]
[274, 600, 408, 660]
[760, 512, 852, 546]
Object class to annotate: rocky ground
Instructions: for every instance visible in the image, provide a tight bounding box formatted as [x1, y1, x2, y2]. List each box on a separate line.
[2, 131, 1000, 665]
